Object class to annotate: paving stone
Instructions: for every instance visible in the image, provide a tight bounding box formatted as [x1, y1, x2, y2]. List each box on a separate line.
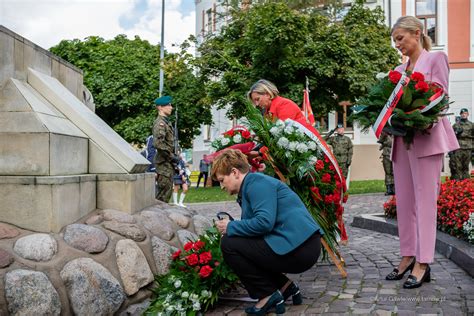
[0, 248, 14, 268]
[0, 223, 20, 239]
[196, 194, 473, 315]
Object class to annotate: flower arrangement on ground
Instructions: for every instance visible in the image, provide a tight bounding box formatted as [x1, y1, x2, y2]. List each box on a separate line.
[350, 70, 450, 147]
[383, 195, 397, 219]
[211, 125, 253, 152]
[437, 178, 474, 239]
[244, 103, 348, 256]
[145, 226, 239, 315]
[383, 179, 474, 242]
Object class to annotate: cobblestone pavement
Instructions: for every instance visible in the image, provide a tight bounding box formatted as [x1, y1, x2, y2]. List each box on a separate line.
[188, 193, 474, 315]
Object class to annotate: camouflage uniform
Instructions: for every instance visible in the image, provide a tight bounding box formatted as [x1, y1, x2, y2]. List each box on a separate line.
[449, 118, 473, 180]
[326, 134, 353, 179]
[153, 115, 175, 202]
[377, 133, 395, 195]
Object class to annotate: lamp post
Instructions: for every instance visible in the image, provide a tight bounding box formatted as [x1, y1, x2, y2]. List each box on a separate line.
[159, 0, 165, 97]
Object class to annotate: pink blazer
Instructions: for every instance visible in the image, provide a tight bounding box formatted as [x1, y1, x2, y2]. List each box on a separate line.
[392, 49, 459, 159]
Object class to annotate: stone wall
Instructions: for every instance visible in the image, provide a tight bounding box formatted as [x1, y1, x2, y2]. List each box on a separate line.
[0, 202, 212, 315]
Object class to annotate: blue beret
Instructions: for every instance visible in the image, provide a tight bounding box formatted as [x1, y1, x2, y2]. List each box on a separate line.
[460, 108, 469, 114]
[154, 95, 172, 106]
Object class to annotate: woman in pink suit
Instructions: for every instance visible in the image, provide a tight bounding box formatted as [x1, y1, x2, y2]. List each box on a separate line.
[386, 16, 459, 288]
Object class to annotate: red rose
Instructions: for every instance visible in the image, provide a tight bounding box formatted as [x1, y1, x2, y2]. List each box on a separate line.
[321, 173, 332, 183]
[388, 70, 402, 84]
[410, 72, 425, 82]
[186, 253, 199, 266]
[415, 81, 429, 93]
[199, 251, 212, 264]
[171, 249, 181, 260]
[192, 240, 205, 251]
[310, 186, 322, 201]
[199, 265, 213, 278]
[324, 194, 335, 204]
[315, 160, 324, 171]
[241, 130, 251, 139]
[224, 130, 235, 137]
[183, 241, 194, 252]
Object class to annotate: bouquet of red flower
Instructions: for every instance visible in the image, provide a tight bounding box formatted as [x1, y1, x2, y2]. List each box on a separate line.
[146, 226, 239, 315]
[350, 70, 451, 147]
[383, 195, 397, 219]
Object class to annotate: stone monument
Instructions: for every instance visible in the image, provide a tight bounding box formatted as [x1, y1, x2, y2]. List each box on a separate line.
[0, 26, 155, 232]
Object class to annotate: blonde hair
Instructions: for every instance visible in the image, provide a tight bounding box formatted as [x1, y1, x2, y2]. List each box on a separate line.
[247, 79, 279, 101]
[211, 149, 250, 180]
[391, 16, 432, 51]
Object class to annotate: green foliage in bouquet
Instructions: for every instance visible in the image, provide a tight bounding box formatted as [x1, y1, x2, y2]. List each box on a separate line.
[244, 103, 347, 258]
[145, 226, 239, 315]
[350, 70, 450, 147]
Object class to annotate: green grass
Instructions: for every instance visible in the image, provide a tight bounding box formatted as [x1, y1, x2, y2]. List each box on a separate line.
[185, 186, 236, 203]
[347, 180, 385, 195]
[184, 179, 385, 203]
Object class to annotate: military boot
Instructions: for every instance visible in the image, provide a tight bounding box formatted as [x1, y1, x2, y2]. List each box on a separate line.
[386, 184, 395, 196]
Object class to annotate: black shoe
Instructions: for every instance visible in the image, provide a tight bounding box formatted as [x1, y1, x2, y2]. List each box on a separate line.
[245, 290, 285, 315]
[385, 258, 415, 280]
[403, 265, 431, 289]
[282, 282, 302, 305]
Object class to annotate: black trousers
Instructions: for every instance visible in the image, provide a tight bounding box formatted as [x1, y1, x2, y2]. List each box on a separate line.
[197, 171, 208, 187]
[220, 232, 321, 299]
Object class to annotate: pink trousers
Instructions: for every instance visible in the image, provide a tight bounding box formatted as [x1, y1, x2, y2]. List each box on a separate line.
[392, 137, 443, 263]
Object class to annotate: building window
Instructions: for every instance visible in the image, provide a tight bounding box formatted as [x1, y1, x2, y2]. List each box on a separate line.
[416, 0, 437, 45]
[206, 9, 213, 34]
[203, 125, 211, 141]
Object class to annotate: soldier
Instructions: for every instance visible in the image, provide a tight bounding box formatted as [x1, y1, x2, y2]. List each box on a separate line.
[377, 132, 395, 195]
[153, 95, 176, 202]
[449, 108, 473, 180]
[325, 124, 353, 179]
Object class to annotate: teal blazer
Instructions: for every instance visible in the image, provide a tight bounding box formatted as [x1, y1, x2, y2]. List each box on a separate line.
[226, 173, 322, 255]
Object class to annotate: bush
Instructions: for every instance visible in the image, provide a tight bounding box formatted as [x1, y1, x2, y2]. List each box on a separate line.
[437, 179, 474, 239]
[383, 179, 474, 241]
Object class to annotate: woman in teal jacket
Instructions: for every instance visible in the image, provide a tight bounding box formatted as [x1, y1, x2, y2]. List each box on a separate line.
[214, 149, 322, 315]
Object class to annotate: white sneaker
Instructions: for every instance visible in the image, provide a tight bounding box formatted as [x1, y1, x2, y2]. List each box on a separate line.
[178, 203, 187, 208]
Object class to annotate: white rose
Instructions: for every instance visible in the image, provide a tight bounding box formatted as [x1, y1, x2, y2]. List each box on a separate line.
[193, 302, 201, 311]
[201, 290, 209, 298]
[288, 141, 297, 151]
[277, 137, 289, 149]
[309, 156, 318, 164]
[174, 280, 182, 288]
[276, 119, 285, 127]
[296, 143, 308, 153]
[190, 294, 199, 301]
[284, 126, 294, 135]
[233, 134, 242, 143]
[376, 72, 388, 80]
[221, 138, 230, 146]
[181, 291, 189, 298]
[166, 305, 175, 312]
[270, 126, 280, 136]
[308, 142, 317, 151]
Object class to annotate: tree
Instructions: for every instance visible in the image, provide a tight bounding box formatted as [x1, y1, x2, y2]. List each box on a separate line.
[50, 35, 211, 148]
[196, 0, 400, 120]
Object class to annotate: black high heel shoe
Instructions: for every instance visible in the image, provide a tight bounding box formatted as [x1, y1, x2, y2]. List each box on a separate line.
[245, 290, 285, 315]
[403, 265, 431, 289]
[282, 282, 302, 305]
[385, 258, 415, 280]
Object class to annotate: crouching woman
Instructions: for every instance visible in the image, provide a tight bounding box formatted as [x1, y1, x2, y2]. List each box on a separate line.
[213, 149, 322, 315]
